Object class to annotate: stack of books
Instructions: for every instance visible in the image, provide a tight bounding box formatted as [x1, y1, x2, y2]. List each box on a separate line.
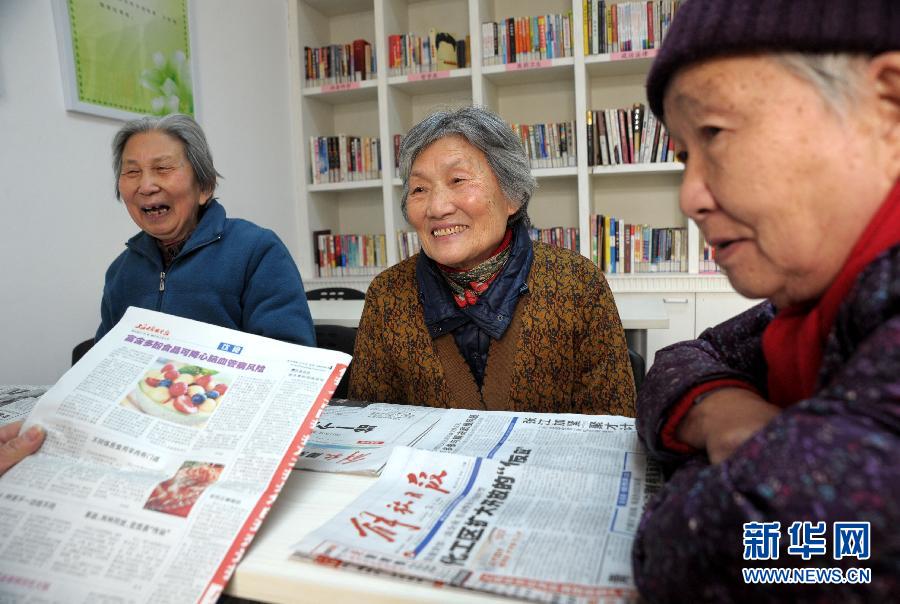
[700, 235, 720, 273]
[314, 231, 387, 277]
[586, 103, 675, 166]
[528, 226, 580, 252]
[309, 135, 381, 184]
[397, 230, 422, 261]
[583, 0, 683, 55]
[303, 39, 375, 85]
[387, 30, 470, 75]
[590, 214, 687, 274]
[510, 121, 577, 169]
[481, 12, 574, 65]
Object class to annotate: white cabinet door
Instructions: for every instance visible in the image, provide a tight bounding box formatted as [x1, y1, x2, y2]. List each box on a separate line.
[616, 293, 696, 369]
[695, 292, 761, 336]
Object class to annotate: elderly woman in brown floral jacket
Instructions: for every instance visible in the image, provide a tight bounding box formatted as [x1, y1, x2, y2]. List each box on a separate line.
[348, 106, 634, 415]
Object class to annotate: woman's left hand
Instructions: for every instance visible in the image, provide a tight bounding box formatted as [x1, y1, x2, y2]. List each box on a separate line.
[0, 421, 44, 476]
[675, 387, 781, 463]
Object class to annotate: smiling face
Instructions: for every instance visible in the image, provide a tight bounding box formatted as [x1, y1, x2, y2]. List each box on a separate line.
[406, 135, 518, 270]
[664, 55, 896, 308]
[119, 130, 210, 243]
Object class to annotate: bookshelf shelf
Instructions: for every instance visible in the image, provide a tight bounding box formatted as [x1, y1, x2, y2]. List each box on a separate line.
[288, 0, 746, 365]
[585, 51, 657, 77]
[302, 79, 379, 103]
[592, 163, 683, 176]
[387, 68, 472, 93]
[308, 179, 384, 192]
[533, 166, 577, 178]
[482, 56, 575, 85]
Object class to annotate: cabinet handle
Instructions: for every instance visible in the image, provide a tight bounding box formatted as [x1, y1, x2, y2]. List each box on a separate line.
[662, 297, 689, 304]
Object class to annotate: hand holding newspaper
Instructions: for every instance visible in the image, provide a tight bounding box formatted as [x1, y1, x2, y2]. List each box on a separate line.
[0, 307, 349, 603]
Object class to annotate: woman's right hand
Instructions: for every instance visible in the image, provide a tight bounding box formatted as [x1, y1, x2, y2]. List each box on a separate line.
[675, 387, 781, 464]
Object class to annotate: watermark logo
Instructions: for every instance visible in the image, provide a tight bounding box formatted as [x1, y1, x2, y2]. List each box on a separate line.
[743, 521, 781, 561]
[787, 521, 827, 560]
[833, 522, 870, 561]
[742, 521, 872, 585]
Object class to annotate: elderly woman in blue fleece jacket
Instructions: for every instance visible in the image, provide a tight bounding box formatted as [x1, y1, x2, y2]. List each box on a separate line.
[632, 0, 900, 601]
[95, 113, 315, 347]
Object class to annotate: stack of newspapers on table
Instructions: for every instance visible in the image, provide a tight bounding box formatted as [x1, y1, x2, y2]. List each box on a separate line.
[292, 401, 662, 603]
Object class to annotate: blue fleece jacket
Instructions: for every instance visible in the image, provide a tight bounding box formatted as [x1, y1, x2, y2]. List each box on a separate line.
[96, 199, 315, 347]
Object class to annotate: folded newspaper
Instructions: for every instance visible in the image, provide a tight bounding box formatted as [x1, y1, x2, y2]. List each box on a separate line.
[293, 403, 662, 603]
[0, 307, 349, 603]
[0, 385, 47, 426]
[297, 401, 652, 477]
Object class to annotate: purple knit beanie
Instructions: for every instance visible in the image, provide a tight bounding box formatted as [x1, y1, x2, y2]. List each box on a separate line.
[646, 0, 900, 121]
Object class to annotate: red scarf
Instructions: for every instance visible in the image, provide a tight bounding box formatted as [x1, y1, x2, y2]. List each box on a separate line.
[762, 180, 900, 407]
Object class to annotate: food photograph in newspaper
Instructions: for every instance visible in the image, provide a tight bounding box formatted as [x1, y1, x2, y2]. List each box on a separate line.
[124, 359, 231, 428]
[144, 460, 226, 517]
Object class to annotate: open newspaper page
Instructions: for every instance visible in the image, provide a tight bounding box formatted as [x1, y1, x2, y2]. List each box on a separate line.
[298, 402, 646, 477]
[0, 307, 349, 604]
[294, 441, 661, 603]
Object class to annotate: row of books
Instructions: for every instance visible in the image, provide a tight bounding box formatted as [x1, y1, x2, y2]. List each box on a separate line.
[316, 225, 715, 276]
[482, 13, 574, 66]
[700, 236, 720, 273]
[586, 103, 675, 166]
[583, 0, 683, 55]
[309, 135, 381, 185]
[387, 31, 470, 75]
[314, 231, 388, 278]
[527, 226, 580, 252]
[303, 40, 376, 86]
[397, 230, 422, 261]
[511, 122, 577, 170]
[590, 214, 687, 273]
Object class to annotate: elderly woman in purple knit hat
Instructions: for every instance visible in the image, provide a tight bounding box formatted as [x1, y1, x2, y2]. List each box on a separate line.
[633, 0, 900, 600]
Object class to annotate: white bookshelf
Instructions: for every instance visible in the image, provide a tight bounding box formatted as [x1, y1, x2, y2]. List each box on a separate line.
[288, 0, 755, 365]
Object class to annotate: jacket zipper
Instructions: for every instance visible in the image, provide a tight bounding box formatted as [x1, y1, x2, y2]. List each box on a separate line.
[157, 271, 166, 309]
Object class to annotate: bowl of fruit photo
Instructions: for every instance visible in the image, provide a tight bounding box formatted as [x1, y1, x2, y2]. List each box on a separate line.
[124, 360, 230, 426]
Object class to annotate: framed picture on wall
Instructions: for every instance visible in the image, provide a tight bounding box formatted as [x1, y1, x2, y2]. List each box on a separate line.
[51, 0, 197, 120]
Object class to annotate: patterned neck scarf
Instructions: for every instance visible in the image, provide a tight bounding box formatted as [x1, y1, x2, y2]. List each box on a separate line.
[437, 228, 513, 308]
[156, 235, 192, 269]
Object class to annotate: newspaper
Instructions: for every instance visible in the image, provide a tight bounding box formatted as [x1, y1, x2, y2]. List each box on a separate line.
[297, 401, 645, 476]
[294, 443, 660, 603]
[295, 401, 445, 473]
[0, 385, 47, 426]
[0, 307, 349, 603]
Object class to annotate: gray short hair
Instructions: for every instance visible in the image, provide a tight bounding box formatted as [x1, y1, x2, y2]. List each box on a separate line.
[774, 53, 869, 115]
[112, 113, 221, 200]
[399, 106, 535, 227]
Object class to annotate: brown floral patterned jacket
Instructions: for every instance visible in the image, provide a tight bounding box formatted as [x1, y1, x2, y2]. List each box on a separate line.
[348, 242, 635, 416]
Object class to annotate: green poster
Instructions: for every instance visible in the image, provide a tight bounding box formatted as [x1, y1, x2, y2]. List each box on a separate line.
[55, 0, 194, 118]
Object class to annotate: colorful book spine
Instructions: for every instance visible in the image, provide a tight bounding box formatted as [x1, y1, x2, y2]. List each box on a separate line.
[589, 214, 688, 274]
[308, 135, 381, 184]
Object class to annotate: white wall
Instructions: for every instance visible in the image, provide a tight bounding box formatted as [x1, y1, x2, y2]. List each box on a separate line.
[0, 0, 300, 384]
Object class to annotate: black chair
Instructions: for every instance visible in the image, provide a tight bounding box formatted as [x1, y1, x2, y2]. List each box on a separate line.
[628, 348, 645, 391]
[73, 338, 95, 366]
[314, 324, 358, 400]
[306, 287, 365, 301]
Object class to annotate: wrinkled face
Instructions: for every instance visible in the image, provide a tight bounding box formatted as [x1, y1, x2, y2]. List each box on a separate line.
[665, 55, 889, 308]
[119, 131, 209, 243]
[406, 135, 518, 270]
